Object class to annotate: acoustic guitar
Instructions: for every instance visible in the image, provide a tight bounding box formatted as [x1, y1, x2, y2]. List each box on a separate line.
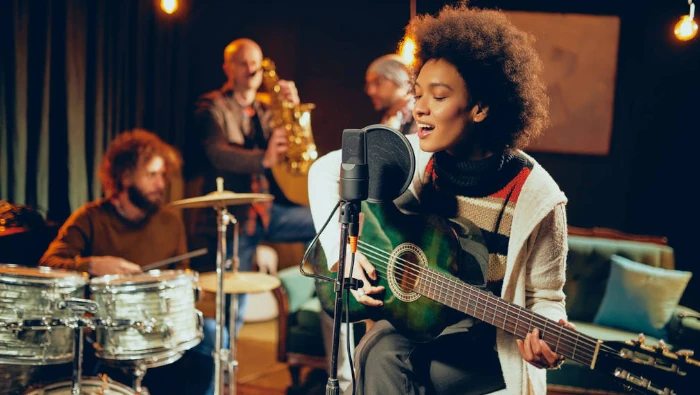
[310, 201, 697, 395]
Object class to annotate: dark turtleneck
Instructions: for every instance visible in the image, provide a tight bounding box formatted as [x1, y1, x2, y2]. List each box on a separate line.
[419, 149, 528, 218]
[431, 150, 526, 198]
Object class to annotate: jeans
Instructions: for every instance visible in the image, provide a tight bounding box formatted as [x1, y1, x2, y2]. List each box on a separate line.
[190, 203, 316, 395]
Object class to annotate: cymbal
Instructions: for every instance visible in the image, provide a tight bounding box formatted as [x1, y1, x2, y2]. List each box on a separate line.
[168, 191, 273, 209]
[197, 271, 281, 294]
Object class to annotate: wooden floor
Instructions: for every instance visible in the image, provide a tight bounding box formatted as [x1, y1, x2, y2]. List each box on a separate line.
[236, 319, 325, 395]
[235, 319, 290, 394]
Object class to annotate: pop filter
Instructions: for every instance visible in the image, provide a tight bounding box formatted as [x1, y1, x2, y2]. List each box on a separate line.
[363, 124, 415, 203]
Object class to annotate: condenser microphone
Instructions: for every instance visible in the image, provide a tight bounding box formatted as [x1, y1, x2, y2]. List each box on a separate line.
[340, 129, 369, 202]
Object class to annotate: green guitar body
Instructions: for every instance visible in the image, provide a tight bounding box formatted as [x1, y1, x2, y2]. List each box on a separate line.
[310, 201, 473, 343]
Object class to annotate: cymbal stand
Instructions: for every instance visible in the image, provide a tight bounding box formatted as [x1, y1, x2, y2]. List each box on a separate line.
[213, 178, 240, 395]
[57, 297, 98, 395]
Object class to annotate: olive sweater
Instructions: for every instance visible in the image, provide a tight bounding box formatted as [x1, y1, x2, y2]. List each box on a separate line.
[39, 199, 189, 273]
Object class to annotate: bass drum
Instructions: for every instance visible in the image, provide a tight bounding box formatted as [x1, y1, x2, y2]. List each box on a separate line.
[24, 377, 135, 394]
[0, 365, 36, 395]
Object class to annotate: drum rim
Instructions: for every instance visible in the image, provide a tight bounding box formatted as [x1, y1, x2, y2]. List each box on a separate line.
[94, 331, 203, 361]
[23, 376, 136, 394]
[89, 269, 198, 290]
[0, 264, 88, 287]
[0, 351, 74, 365]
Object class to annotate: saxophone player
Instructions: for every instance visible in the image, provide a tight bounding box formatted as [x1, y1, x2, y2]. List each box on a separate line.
[188, 38, 317, 395]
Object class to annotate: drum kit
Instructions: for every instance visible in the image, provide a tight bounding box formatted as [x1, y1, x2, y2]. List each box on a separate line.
[0, 178, 278, 395]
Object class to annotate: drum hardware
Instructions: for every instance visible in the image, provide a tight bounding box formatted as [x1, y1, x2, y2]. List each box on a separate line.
[159, 296, 172, 315]
[23, 376, 137, 395]
[127, 361, 150, 395]
[98, 359, 154, 395]
[214, 198, 238, 395]
[55, 297, 99, 395]
[134, 308, 157, 335]
[1, 264, 88, 366]
[0, 265, 205, 394]
[160, 321, 174, 344]
[168, 177, 276, 395]
[57, 298, 98, 315]
[89, 269, 203, 395]
[89, 270, 204, 395]
[91, 317, 134, 330]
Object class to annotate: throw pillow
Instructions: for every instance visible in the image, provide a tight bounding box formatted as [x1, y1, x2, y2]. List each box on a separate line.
[564, 249, 613, 322]
[593, 254, 692, 339]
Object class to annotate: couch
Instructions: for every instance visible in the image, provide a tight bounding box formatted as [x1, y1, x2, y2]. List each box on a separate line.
[273, 228, 700, 394]
[549, 229, 700, 394]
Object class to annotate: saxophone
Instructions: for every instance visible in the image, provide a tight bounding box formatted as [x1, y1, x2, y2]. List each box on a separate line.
[260, 58, 317, 206]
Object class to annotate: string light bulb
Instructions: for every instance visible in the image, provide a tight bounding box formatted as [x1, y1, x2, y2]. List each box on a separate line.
[399, 37, 416, 66]
[161, 0, 178, 15]
[674, 1, 698, 41]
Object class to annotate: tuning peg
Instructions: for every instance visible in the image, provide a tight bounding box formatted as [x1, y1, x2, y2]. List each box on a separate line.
[635, 333, 646, 345]
[676, 349, 695, 358]
[655, 339, 668, 352]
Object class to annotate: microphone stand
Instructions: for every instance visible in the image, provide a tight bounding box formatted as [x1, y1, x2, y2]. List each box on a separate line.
[326, 200, 362, 395]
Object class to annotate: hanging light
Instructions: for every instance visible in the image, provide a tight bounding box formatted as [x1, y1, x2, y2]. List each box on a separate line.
[399, 37, 416, 66]
[161, 0, 178, 15]
[674, 1, 698, 41]
[398, 0, 418, 66]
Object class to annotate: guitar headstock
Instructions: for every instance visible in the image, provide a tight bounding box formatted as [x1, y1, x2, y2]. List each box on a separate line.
[596, 334, 699, 395]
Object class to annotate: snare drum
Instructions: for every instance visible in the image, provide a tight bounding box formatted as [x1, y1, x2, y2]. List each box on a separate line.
[24, 377, 135, 395]
[0, 264, 88, 365]
[90, 270, 202, 364]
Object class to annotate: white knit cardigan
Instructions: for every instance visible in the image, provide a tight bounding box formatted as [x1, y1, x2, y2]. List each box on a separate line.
[308, 134, 569, 395]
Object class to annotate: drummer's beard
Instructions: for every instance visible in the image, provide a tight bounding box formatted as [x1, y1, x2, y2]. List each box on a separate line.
[128, 185, 162, 216]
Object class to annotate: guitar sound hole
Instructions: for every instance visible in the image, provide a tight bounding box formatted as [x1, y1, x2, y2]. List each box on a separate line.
[393, 252, 421, 292]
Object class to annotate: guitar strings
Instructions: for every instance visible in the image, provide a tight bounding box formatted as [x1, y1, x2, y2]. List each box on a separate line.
[354, 239, 615, 362]
[356, 241, 599, 362]
[359, 239, 621, 361]
[356, 240, 604, 361]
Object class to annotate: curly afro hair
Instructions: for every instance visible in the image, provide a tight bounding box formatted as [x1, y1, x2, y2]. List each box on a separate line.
[99, 129, 182, 197]
[406, 2, 549, 152]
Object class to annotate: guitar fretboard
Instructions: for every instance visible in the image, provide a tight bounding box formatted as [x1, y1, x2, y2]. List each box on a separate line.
[414, 265, 599, 367]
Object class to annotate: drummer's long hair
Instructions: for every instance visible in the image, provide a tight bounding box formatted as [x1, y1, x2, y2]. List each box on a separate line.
[99, 129, 182, 198]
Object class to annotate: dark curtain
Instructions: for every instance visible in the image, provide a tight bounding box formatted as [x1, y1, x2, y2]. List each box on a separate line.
[1, 0, 190, 223]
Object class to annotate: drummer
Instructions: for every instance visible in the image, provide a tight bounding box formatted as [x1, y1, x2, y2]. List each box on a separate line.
[39, 129, 188, 275]
[39, 129, 191, 394]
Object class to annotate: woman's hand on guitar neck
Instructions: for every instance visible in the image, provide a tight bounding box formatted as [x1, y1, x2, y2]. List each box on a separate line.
[339, 251, 385, 307]
[517, 319, 575, 370]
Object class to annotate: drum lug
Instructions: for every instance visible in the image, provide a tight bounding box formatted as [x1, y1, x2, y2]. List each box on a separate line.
[196, 309, 204, 330]
[0, 321, 21, 333]
[159, 296, 172, 315]
[161, 321, 174, 343]
[13, 307, 24, 320]
[133, 317, 157, 335]
[57, 297, 98, 314]
[104, 291, 116, 317]
[194, 285, 201, 302]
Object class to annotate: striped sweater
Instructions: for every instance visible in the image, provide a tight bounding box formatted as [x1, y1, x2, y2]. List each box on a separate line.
[419, 150, 534, 295]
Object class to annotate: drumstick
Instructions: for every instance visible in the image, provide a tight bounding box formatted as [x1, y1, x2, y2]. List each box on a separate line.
[141, 248, 208, 271]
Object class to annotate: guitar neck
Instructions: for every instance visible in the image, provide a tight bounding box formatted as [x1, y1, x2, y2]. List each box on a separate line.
[415, 265, 600, 367]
